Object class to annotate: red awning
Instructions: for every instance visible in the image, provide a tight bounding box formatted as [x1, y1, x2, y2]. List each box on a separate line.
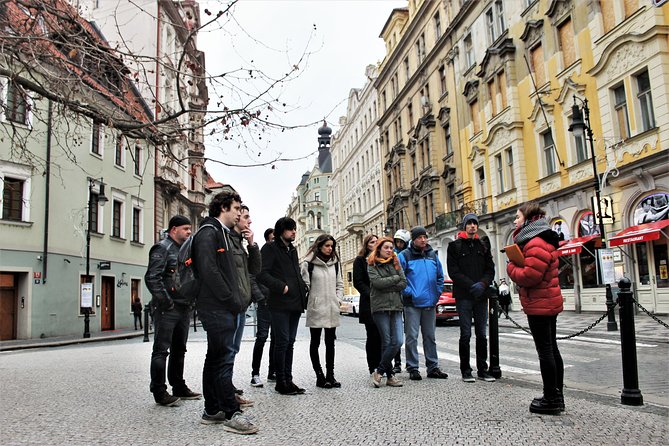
[557, 234, 602, 256]
[609, 219, 669, 247]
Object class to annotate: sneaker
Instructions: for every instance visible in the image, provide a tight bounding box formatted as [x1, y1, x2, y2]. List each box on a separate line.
[392, 365, 402, 375]
[386, 375, 403, 387]
[250, 375, 264, 388]
[222, 411, 259, 435]
[371, 371, 383, 388]
[409, 370, 422, 381]
[267, 372, 276, 382]
[201, 410, 227, 425]
[477, 371, 496, 382]
[427, 368, 448, 379]
[462, 372, 476, 383]
[154, 392, 180, 407]
[173, 387, 202, 400]
[235, 394, 254, 408]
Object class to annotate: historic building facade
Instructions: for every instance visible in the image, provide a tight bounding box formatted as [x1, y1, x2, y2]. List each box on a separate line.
[329, 66, 384, 295]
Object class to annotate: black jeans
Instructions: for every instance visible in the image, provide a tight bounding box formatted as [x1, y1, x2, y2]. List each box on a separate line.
[309, 327, 336, 373]
[363, 321, 382, 374]
[150, 306, 191, 395]
[198, 309, 240, 417]
[251, 300, 275, 376]
[271, 309, 301, 382]
[527, 314, 564, 398]
[456, 297, 489, 375]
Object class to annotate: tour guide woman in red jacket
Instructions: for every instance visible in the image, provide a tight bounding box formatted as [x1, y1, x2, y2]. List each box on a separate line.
[507, 201, 565, 415]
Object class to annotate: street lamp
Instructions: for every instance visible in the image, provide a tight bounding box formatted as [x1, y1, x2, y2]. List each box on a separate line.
[568, 96, 618, 331]
[84, 177, 108, 338]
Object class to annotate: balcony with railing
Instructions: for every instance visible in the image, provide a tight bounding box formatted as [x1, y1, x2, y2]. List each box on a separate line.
[346, 213, 365, 234]
[435, 197, 489, 232]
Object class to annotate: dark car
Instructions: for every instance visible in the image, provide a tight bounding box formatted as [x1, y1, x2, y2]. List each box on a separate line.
[436, 279, 457, 324]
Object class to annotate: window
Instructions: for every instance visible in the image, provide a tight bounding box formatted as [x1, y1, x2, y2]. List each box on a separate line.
[90, 192, 101, 233]
[5, 82, 29, 125]
[464, 34, 474, 68]
[2, 177, 23, 220]
[112, 200, 122, 238]
[314, 191, 320, 201]
[133, 145, 142, 176]
[542, 131, 557, 175]
[636, 70, 655, 131]
[407, 102, 414, 129]
[530, 44, 545, 86]
[447, 184, 456, 212]
[505, 147, 515, 189]
[476, 167, 486, 199]
[470, 99, 480, 134]
[115, 135, 124, 166]
[439, 65, 447, 95]
[91, 120, 104, 156]
[445, 124, 453, 156]
[434, 11, 442, 40]
[485, 0, 505, 43]
[496, 154, 504, 193]
[612, 84, 630, 140]
[404, 57, 410, 84]
[574, 132, 588, 163]
[416, 34, 426, 65]
[421, 139, 431, 169]
[488, 78, 497, 116]
[411, 153, 417, 178]
[557, 18, 575, 68]
[132, 207, 141, 243]
[497, 70, 507, 109]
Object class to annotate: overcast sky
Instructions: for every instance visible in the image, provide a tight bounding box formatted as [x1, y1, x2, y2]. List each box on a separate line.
[199, 0, 405, 242]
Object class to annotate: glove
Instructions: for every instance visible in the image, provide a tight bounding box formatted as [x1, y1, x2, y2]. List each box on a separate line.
[470, 282, 486, 299]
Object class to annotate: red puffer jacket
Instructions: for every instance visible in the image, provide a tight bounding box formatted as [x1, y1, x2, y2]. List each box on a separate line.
[506, 235, 563, 316]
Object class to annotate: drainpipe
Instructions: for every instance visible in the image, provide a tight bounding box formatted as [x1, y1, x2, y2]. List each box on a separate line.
[42, 99, 53, 283]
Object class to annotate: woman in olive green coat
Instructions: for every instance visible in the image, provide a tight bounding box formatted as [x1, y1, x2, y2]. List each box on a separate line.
[367, 237, 407, 388]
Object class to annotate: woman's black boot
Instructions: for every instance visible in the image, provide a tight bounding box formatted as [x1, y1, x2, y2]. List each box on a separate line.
[529, 396, 562, 415]
[316, 369, 331, 388]
[326, 370, 341, 388]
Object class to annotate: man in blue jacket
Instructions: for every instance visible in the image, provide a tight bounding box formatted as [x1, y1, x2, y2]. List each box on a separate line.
[399, 226, 449, 381]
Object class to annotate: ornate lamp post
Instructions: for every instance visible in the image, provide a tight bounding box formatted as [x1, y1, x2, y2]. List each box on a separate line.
[568, 96, 618, 331]
[84, 177, 108, 338]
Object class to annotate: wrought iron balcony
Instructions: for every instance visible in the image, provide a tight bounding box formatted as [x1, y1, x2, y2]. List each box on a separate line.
[435, 197, 489, 232]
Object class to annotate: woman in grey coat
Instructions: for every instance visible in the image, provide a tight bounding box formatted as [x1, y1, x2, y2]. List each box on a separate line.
[368, 237, 407, 388]
[301, 234, 344, 388]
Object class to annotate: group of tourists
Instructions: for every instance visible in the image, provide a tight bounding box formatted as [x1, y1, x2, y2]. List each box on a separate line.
[144, 194, 566, 437]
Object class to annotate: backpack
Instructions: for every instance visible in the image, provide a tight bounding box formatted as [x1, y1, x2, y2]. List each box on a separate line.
[174, 223, 216, 300]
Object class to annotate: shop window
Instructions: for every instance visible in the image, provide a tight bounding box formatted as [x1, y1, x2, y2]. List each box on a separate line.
[653, 238, 669, 288]
[636, 243, 650, 286]
[580, 250, 599, 288]
[558, 257, 575, 289]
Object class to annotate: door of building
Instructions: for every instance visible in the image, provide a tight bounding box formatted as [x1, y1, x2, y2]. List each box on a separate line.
[101, 276, 115, 331]
[0, 273, 18, 340]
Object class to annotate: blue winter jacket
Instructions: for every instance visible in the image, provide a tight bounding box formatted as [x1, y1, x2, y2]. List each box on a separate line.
[398, 243, 444, 307]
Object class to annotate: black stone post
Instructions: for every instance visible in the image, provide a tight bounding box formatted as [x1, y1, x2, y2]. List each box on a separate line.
[488, 288, 501, 379]
[83, 307, 91, 338]
[617, 278, 643, 406]
[143, 303, 150, 343]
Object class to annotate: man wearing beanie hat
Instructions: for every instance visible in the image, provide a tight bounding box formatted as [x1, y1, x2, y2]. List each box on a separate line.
[446, 213, 496, 383]
[145, 214, 201, 406]
[398, 227, 449, 381]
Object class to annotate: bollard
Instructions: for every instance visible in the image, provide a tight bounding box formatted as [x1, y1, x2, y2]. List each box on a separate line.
[488, 288, 501, 379]
[143, 303, 150, 342]
[605, 283, 618, 331]
[617, 278, 643, 406]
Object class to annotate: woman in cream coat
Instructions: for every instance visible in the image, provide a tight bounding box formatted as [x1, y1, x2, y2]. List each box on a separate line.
[301, 234, 344, 388]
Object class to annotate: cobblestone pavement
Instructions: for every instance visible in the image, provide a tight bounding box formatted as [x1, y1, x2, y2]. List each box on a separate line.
[1, 327, 667, 446]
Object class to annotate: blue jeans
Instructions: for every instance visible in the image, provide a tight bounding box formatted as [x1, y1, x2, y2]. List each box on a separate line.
[456, 297, 489, 375]
[198, 309, 239, 416]
[150, 306, 191, 395]
[403, 306, 439, 373]
[251, 300, 275, 376]
[527, 314, 564, 398]
[271, 309, 301, 382]
[372, 311, 403, 376]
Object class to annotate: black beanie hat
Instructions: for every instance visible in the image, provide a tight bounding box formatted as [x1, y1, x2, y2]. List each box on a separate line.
[410, 226, 427, 241]
[168, 215, 191, 230]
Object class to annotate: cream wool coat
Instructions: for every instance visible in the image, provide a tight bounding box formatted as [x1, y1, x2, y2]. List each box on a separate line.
[300, 253, 344, 328]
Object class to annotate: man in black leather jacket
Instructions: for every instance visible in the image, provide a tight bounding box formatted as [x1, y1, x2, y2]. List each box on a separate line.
[145, 215, 201, 406]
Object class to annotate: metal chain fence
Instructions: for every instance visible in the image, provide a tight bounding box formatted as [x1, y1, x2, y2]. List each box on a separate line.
[631, 296, 669, 330]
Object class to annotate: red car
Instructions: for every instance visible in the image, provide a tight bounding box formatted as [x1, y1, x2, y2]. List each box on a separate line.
[436, 279, 458, 324]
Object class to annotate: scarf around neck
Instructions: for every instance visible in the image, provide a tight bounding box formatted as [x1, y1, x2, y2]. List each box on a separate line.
[513, 217, 551, 246]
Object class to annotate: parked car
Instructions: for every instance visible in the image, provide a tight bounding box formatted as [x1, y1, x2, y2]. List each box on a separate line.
[436, 279, 457, 324]
[339, 295, 360, 316]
